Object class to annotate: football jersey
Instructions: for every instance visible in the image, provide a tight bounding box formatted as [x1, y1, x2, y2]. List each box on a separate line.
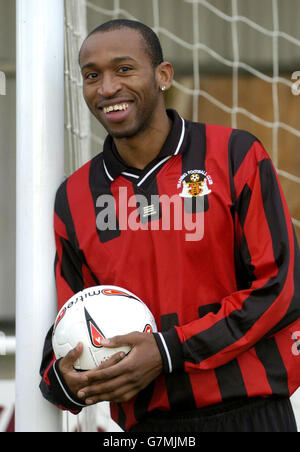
[40, 109, 300, 431]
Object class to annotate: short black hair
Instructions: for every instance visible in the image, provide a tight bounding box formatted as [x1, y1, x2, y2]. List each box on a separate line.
[81, 19, 164, 68]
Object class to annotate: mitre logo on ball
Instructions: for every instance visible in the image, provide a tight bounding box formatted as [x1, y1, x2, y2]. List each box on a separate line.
[52, 285, 157, 370]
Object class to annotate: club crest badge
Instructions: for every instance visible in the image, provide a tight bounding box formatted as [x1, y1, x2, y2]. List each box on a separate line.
[177, 170, 213, 198]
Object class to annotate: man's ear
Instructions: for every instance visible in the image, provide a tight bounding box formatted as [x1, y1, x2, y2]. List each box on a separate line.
[156, 61, 174, 91]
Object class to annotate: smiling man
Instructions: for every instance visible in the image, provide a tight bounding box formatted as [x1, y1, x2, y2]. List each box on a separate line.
[39, 20, 300, 433]
[80, 21, 173, 169]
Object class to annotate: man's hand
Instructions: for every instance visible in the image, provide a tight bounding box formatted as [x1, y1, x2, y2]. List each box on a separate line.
[57, 342, 125, 401]
[77, 332, 162, 405]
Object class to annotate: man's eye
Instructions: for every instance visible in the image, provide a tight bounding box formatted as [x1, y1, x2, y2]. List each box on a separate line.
[118, 66, 132, 74]
[85, 73, 98, 80]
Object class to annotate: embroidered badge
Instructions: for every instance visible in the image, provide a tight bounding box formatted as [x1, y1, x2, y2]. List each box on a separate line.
[177, 170, 213, 198]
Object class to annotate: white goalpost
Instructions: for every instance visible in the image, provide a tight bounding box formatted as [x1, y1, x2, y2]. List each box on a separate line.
[15, 0, 64, 432]
[14, 0, 300, 432]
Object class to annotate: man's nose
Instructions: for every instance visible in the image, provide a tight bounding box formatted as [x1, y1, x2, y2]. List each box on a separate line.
[97, 73, 121, 98]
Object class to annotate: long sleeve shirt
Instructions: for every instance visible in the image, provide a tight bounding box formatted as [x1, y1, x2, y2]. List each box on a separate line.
[40, 109, 300, 431]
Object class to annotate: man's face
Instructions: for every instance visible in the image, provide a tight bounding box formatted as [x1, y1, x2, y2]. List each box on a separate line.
[80, 28, 161, 139]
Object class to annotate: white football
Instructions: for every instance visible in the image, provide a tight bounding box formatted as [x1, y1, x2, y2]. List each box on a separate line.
[52, 285, 157, 370]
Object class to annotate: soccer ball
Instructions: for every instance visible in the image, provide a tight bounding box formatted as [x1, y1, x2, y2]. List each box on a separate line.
[52, 285, 157, 370]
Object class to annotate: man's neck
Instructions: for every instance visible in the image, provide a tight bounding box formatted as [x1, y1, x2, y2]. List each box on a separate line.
[113, 111, 172, 170]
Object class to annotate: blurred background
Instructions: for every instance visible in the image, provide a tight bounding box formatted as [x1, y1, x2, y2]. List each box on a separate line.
[0, 0, 299, 432]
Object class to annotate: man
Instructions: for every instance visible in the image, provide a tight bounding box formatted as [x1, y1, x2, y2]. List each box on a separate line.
[40, 19, 300, 432]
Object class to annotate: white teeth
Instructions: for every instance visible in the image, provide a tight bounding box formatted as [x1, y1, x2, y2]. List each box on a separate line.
[103, 103, 129, 114]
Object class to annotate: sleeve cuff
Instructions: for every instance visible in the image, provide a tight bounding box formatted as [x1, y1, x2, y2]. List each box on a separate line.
[153, 328, 184, 374]
[40, 359, 86, 412]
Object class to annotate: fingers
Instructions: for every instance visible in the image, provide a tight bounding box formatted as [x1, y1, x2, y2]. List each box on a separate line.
[101, 350, 127, 367]
[57, 343, 89, 398]
[77, 350, 126, 400]
[79, 370, 138, 405]
[83, 352, 128, 384]
[58, 342, 83, 372]
[99, 331, 139, 348]
[85, 383, 137, 405]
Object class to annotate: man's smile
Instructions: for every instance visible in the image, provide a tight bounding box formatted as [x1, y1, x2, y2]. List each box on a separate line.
[99, 100, 134, 124]
[103, 103, 129, 114]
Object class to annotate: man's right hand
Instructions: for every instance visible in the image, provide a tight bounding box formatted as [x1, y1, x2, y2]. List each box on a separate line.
[57, 343, 89, 399]
[57, 342, 125, 401]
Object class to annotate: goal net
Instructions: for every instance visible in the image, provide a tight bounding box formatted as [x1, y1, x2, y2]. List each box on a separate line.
[64, 0, 300, 432]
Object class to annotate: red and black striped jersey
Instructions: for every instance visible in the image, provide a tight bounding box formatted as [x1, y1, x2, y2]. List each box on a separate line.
[40, 109, 300, 431]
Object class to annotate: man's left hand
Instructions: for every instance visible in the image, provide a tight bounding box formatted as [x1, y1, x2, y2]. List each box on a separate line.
[77, 332, 162, 405]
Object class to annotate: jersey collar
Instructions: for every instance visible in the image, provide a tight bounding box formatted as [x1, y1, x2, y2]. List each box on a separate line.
[102, 109, 186, 184]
